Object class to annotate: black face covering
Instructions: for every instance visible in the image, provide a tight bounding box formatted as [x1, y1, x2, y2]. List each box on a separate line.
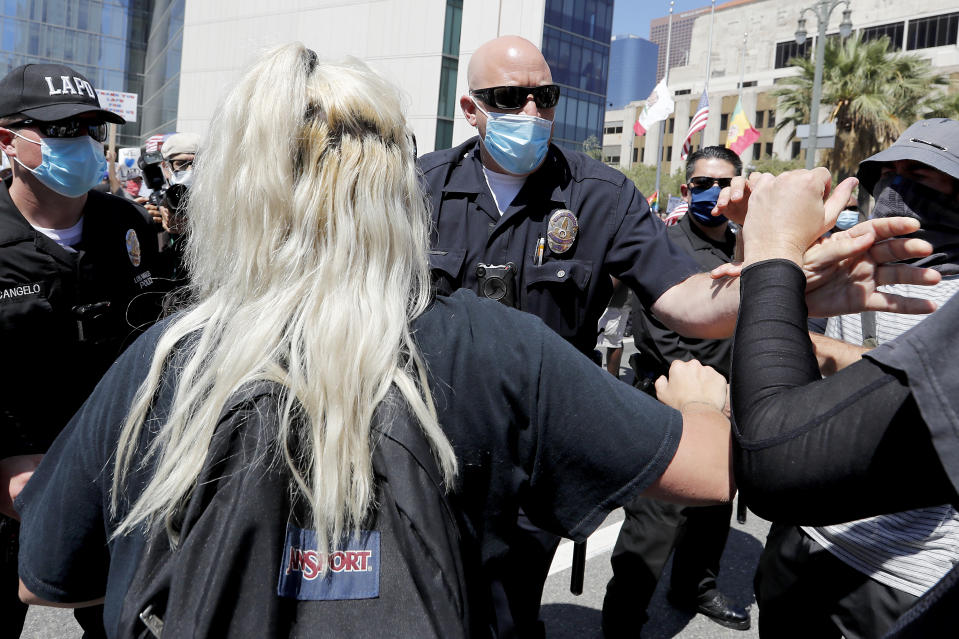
[871, 174, 959, 276]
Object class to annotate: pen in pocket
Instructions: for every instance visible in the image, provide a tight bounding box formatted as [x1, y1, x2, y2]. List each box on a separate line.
[534, 237, 545, 266]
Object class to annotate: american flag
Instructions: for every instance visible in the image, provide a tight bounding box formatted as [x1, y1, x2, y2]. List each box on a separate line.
[680, 90, 710, 161]
[663, 201, 688, 226]
[145, 134, 167, 153]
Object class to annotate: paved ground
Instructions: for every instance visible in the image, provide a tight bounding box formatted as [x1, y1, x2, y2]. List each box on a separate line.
[541, 504, 770, 639]
[24, 338, 770, 638]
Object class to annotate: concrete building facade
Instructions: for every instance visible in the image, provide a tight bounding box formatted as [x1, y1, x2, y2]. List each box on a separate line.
[605, 0, 959, 175]
[176, 0, 612, 153]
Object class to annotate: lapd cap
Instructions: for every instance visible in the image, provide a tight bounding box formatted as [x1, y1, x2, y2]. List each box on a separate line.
[857, 118, 959, 193]
[161, 132, 201, 160]
[0, 63, 125, 125]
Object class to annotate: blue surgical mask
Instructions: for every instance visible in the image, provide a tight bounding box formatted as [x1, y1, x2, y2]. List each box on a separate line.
[835, 209, 859, 230]
[473, 98, 552, 175]
[688, 185, 727, 227]
[13, 132, 106, 198]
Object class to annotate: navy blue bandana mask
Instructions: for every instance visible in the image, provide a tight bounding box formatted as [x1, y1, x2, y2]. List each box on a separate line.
[688, 185, 727, 227]
[872, 174, 959, 276]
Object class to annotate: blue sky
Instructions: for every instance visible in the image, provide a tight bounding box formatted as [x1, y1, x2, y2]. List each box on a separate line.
[612, 0, 716, 39]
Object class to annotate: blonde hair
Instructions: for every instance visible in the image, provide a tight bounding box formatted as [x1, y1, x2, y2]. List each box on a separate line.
[111, 44, 456, 556]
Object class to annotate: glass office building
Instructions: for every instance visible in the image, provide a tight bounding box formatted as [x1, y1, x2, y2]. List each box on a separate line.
[139, 0, 183, 139]
[0, 0, 182, 147]
[542, 0, 613, 152]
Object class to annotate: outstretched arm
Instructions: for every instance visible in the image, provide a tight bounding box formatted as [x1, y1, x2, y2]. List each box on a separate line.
[643, 359, 734, 506]
[729, 170, 953, 524]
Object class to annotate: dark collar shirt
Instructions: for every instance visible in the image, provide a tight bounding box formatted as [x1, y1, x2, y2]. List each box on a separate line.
[419, 138, 701, 354]
[631, 213, 736, 378]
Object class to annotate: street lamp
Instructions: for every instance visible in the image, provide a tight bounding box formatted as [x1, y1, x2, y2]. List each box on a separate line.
[795, 0, 852, 169]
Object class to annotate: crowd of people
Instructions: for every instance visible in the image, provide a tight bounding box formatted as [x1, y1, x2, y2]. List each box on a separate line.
[0, 35, 957, 639]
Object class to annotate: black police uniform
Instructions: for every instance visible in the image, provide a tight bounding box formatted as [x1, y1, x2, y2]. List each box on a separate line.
[604, 212, 745, 635]
[419, 138, 701, 637]
[420, 138, 701, 356]
[0, 178, 160, 636]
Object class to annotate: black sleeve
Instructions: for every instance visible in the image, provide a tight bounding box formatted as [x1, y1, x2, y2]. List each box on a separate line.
[604, 184, 702, 310]
[523, 316, 684, 541]
[731, 260, 954, 526]
[16, 394, 113, 602]
[16, 321, 169, 603]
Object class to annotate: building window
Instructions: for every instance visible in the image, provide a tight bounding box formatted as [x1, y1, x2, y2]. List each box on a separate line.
[765, 142, 773, 157]
[441, 0, 463, 56]
[674, 89, 691, 95]
[861, 21, 904, 49]
[767, 110, 776, 128]
[640, 147, 644, 163]
[741, 80, 757, 88]
[791, 140, 801, 158]
[435, 120, 453, 150]
[720, 113, 729, 130]
[753, 142, 761, 158]
[666, 146, 672, 162]
[668, 117, 674, 133]
[775, 38, 812, 68]
[907, 12, 959, 50]
[755, 110, 764, 128]
[633, 147, 639, 162]
[434, 0, 463, 150]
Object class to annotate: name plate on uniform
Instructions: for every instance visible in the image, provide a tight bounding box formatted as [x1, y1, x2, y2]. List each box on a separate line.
[277, 524, 380, 600]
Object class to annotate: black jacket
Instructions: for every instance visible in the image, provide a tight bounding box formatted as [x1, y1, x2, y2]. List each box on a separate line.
[0, 180, 161, 455]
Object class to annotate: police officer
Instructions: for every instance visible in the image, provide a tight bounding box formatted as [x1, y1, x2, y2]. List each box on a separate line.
[418, 36, 739, 639]
[0, 63, 159, 637]
[603, 146, 751, 637]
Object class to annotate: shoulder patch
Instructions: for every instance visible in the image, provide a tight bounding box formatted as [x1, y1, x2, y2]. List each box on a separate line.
[277, 524, 380, 601]
[125, 229, 141, 266]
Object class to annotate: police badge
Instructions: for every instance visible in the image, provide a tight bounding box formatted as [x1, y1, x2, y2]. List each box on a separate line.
[547, 209, 578, 254]
[125, 229, 141, 267]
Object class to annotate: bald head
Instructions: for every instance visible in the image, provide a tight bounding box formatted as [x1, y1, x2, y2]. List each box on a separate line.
[461, 36, 555, 175]
[467, 36, 552, 90]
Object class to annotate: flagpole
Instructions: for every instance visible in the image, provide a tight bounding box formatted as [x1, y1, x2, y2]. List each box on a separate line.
[654, 0, 674, 212]
[699, 0, 716, 148]
[739, 32, 747, 93]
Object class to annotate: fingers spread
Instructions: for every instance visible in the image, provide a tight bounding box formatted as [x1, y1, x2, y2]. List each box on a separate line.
[864, 292, 938, 315]
[804, 232, 873, 268]
[875, 264, 942, 288]
[823, 177, 858, 228]
[869, 237, 933, 264]
[849, 217, 921, 240]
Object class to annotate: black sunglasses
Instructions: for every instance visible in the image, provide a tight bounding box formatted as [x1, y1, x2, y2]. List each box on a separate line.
[470, 84, 561, 110]
[688, 176, 733, 190]
[12, 118, 107, 143]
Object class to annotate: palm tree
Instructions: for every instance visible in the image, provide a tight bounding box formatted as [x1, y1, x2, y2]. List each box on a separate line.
[924, 91, 959, 120]
[773, 33, 950, 180]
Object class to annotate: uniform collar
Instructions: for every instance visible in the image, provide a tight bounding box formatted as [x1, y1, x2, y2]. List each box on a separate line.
[0, 178, 38, 245]
[443, 137, 572, 208]
[680, 213, 735, 253]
